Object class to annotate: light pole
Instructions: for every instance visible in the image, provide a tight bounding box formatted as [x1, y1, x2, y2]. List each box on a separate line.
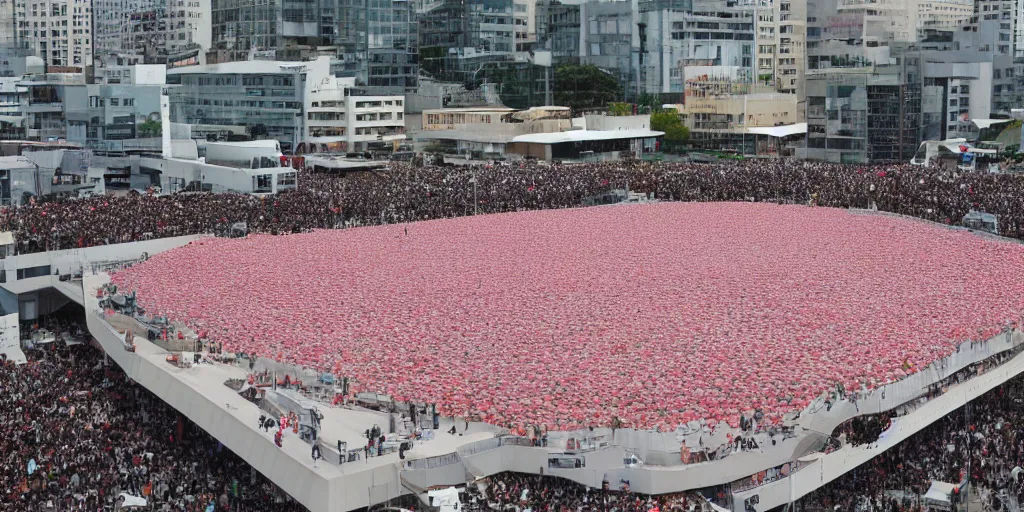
[470, 170, 478, 215]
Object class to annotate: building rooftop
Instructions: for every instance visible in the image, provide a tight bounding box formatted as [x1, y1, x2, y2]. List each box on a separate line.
[423, 107, 518, 113]
[0, 155, 44, 170]
[168, 56, 330, 75]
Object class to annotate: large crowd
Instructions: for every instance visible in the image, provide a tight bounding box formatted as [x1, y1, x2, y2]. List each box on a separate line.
[111, 202, 1024, 431]
[803, 378, 1024, 512]
[0, 338, 308, 512]
[3, 157, 1024, 511]
[5, 337, 1023, 512]
[463, 472, 709, 512]
[1, 160, 1022, 254]
[459, 369, 1024, 512]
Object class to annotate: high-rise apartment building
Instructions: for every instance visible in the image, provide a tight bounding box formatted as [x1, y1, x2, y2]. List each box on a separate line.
[534, 0, 580, 64]
[514, 0, 536, 50]
[14, 0, 92, 67]
[626, 0, 755, 95]
[0, 0, 17, 46]
[579, 0, 637, 98]
[773, 0, 805, 97]
[207, 0, 416, 94]
[418, 0, 513, 87]
[92, 0, 211, 61]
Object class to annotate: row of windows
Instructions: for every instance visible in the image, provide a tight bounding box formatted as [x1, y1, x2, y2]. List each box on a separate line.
[309, 127, 345, 137]
[89, 96, 135, 107]
[176, 97, 301, 109]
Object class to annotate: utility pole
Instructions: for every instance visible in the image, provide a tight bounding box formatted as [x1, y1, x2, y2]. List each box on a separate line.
[636, 22, 647, 106]
[470, 170, 477, 215]
[964, 400, 971, 512]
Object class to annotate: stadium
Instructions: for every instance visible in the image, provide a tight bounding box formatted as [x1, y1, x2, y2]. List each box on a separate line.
[110, 202, 1024, 430]
[2, 161, 1024, 512]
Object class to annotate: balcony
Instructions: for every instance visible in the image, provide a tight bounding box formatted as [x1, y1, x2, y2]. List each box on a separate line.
[837, 0, 903, 9]
[24, 102, 64, 113]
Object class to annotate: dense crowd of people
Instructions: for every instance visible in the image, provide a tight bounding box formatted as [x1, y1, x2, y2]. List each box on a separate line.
[111, 202, 1024, 431]
[463, 472, 708, 512]
[1, 160, 1023, 254]
[804, 379, 1024, 512]
[0, 338, 308, 511]
[463, 369, 1024, 512]
[2, 323, 1024, 512]
[836, 411, 896, 448]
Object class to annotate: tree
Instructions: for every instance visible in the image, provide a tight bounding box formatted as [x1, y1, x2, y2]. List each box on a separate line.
[246, 124, 268, 140]
[608, 102, 632, 116]
[553, 65, 622, 113]
[137, 119, 162, 137]
[650, 109, 689, 151]
[637, 93, 659, 111]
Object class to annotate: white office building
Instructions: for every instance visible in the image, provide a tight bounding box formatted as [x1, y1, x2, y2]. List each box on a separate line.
[167, 57, 406, 153]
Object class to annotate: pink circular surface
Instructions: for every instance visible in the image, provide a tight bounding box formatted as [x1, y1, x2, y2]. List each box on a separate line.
[112, 203, 1024, 429]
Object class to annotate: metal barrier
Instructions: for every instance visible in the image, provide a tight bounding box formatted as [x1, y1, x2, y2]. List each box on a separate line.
[406, 451, 461, 470]
[457, 437, 501, 457]
[90, 256, 148, 274]
[498, 436, 535, 447]
[730, 460, 807, 494]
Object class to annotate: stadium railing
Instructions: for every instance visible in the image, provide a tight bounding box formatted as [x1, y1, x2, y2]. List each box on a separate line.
[406, 451, 462, 470]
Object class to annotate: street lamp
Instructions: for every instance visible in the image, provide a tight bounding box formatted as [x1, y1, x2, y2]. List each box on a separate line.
[469, 171, 477, 215]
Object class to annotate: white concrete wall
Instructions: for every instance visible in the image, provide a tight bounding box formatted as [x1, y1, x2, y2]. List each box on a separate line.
[0, 234, 204, 294]
[403, 327, 1024, 498]
[83, 273, 405, 512]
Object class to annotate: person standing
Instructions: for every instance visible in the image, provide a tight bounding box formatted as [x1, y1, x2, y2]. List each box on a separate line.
[311, 439, 322, 466]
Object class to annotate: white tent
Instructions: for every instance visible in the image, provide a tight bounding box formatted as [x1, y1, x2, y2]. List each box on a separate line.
[118, 493, 147, 508]
[428, 487, 464, 512]
[923, 481, 957, 508]
[745, 123, 808, 137]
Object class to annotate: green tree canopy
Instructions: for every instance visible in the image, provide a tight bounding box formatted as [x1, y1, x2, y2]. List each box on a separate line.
[554, 65, 622, 113]
[650, 109, 689, 150]
[608, 102, 632, 116]
[137, 119, 162, 137]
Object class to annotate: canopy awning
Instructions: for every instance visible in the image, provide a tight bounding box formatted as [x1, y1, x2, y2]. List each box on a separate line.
[118, 493, 148, 508]
[923, 481, 957, 506]
[971, 118, 1011, 130]
[746, 123, 808, 137]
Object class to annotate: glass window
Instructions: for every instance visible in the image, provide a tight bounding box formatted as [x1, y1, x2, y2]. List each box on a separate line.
[276, 172, 297, 186]
[253, 174, 273, 193]
[17, 265, 51, 280]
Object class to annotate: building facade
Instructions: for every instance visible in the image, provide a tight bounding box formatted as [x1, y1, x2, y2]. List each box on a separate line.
[803, 64, 922, 164]
[64, 65, 166, 145]
[514, 0, 536, 50]
[167, 57, 406, 152]
[534, 0, 580, 64]
[638, 3, 755, 95]
[19, 70, 85, 141]
[14, 0, 92, 67]
[580, 0, 637, 99]
[679, 72, 798, 151]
